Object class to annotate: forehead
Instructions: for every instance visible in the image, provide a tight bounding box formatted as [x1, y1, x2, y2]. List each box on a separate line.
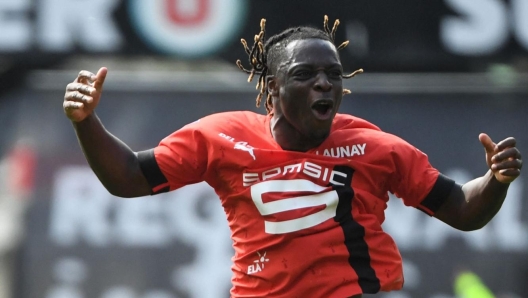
[283, 39, 340, 67]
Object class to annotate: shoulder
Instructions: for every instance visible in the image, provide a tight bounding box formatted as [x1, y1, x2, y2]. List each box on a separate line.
[332, 113, 389, 142]
[332, 113, 382, 131]
[159, 111, 267, 153]
[332, 114, 420, 154]
[196, 111, 265, 126]
[168, 111, 270, 147]
[183, 111, 266, 132]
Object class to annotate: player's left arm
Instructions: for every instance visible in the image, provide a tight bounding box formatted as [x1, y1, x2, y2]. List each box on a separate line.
[434, 133, 522, 231]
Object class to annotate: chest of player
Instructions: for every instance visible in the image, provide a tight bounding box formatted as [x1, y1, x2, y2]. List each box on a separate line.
[207, 136, 392, 206]
[209, 144, 391, 241]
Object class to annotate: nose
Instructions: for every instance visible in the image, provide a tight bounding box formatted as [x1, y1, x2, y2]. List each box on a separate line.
[313, 72, 332, 92]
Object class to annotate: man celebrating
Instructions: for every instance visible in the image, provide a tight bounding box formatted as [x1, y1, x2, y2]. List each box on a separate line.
[63, 16, 522, 298]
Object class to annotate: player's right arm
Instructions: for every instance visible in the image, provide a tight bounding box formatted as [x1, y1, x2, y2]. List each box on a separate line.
[63, 67, 151, 198]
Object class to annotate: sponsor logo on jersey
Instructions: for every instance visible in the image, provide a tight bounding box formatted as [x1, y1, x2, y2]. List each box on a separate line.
[315, 143, 366, 158]
[243, 161, 349, 187]
[247, 251, 269, 274]
[218, 133, 256, 160]
[234, 141, 256, 160]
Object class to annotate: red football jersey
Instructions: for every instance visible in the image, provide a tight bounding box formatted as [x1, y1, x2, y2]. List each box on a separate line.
[137, 111, 454, 298]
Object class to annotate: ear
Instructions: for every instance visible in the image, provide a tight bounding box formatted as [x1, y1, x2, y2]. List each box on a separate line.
[266, 75, 279, 97]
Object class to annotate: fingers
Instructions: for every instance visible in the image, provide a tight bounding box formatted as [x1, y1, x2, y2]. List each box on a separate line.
[488, 137, 522, 182]
[67, 68, 107, 101]
[66, 83, 96, 95]
[64, 68, 106, 122]
[498, 168, 522, 177]
[495, 137, 517, 151]
[75, 70, 97, 84]
[73, 67, 107, 91]
[94, 67, 108, 90]
[491, 147, 522, 174]
[63, 100, 84, 110]
[70, 91, 93, 104]
[479, 133, 496, 154]
[65, 83, 95, 104]
[491, 158, 522, 172]
[491, 147, 522, 163]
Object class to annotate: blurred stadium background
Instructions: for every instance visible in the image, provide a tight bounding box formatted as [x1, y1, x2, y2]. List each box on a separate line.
[0, 1, 527, 297]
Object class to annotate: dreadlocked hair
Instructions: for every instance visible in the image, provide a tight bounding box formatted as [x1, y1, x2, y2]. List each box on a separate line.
[236, 15, 363, 114]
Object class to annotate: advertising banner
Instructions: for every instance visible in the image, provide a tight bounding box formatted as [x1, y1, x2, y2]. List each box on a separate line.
[1, 0, 527, 72]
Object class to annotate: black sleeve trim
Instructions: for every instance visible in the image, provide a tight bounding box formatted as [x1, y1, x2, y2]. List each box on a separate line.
[417, 173, 456, 215]
[137, 149, 170, 195]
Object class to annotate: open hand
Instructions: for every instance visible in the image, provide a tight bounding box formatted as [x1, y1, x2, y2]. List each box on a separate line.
[479, 133, 522, 184]
[63, 67, 107, 122]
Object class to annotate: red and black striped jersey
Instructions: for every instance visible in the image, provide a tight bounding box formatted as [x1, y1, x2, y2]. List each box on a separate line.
[138, 111, 454, 298]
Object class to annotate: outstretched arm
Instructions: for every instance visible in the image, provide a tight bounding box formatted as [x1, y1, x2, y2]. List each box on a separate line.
[64, 67, 151, 197]
[434, 133, 522, 231]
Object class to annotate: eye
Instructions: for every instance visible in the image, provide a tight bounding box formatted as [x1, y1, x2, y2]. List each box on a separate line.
[328, 70, 342, 78]
[294, 70, 312, 79]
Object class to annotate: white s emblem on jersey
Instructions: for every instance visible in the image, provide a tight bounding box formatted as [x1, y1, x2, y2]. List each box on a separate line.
[251, 179, 339, 234]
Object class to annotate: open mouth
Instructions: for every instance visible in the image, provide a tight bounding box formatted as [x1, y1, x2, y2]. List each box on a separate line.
[311, 100, 334, 119]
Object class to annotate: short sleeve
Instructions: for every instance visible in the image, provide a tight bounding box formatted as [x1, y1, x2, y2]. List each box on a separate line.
[388, 138, 455, 216]
[138, 121, 208, 194]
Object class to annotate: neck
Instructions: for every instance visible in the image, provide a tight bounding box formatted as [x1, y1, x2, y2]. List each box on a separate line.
[270, 115, 326, 152]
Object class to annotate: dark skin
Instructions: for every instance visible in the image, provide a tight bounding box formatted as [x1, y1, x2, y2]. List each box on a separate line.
[63, 38, 522, 296]
[267, 39, 344, 152]
[435, 135, 522, 231]
[63, 69, 151, 197]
